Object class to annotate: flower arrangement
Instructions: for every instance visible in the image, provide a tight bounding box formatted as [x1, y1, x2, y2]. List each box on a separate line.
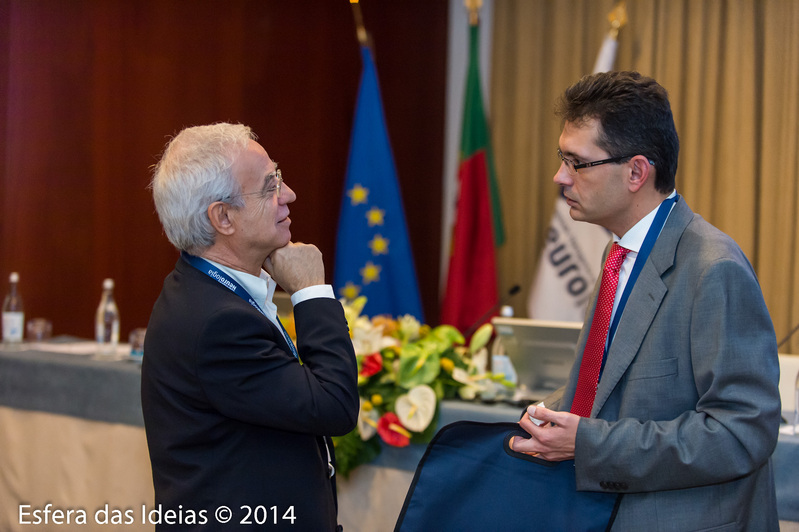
[326, 297, 515, 477]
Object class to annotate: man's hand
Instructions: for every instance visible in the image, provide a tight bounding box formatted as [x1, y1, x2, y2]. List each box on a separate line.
[264, 242, 325, 295]
[509, 404, 579, 462]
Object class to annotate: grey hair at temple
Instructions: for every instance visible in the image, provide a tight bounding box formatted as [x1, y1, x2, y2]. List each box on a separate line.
[150, 123, 256, 253]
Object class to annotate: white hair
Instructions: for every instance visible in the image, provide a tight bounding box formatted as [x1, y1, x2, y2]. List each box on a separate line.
[150, 123, 255, 253]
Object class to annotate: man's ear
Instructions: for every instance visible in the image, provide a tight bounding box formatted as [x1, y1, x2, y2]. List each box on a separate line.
[207, 201, 235, 236]
[628, 155, 654, 193]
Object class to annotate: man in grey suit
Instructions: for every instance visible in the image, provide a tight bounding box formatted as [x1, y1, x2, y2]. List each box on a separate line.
[511, 71, 781, 531]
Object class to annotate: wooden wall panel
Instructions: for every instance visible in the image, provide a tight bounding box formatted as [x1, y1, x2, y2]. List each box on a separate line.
[0, 0, 447, 339]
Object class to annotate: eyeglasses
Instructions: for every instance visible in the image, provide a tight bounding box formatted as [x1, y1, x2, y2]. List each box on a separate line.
[557, 148, 654, 176]
[222, 169, 283, 202]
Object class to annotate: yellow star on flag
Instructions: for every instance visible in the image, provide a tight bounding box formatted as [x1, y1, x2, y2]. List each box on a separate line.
[347, 184, 369, 206]
[368, 235, 389, 255]
[360, 261, 382, 284]
[339, 281, 361, 300]
[366, 207, 385, 226]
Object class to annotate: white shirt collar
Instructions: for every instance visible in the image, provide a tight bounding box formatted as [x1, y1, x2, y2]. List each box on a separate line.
[202, 258, 278, 323]
[614, 190, 677, 254]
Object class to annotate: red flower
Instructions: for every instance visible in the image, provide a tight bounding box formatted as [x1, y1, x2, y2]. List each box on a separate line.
[377, 412, 411, 447]
[359, 352, 383, 377]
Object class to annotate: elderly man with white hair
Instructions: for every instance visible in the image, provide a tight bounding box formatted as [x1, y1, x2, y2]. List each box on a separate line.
[142, 123, 358, 532]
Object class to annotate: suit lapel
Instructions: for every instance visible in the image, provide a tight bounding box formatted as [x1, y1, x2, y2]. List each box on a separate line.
[591, 199, 694, 416]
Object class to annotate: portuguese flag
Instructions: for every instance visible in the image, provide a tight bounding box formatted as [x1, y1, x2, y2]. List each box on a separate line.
[440, 21, 504, 334]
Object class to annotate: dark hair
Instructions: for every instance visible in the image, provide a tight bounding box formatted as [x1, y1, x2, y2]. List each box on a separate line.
[555, 71, 679, 193]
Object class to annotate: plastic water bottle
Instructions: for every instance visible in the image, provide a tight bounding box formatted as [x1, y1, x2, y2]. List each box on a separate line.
[490, 305, 518, 385]
[2, 272, 25, 345]
[95, 278, 120, 357]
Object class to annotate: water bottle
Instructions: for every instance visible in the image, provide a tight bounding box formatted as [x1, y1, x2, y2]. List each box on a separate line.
[490, 305, 518, 385]
[95, 278, 120, 357]
[2, 272, 25, 345]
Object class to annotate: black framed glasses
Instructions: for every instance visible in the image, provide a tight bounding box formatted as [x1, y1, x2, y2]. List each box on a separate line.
[222, 169, 283, 202]
[557, 148, 654, 176]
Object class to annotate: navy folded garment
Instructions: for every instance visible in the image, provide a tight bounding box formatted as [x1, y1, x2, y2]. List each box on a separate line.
[395, 421, 621, 532]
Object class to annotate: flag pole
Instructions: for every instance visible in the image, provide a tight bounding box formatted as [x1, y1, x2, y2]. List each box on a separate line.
[465, 0, 482, 26]
[607, 1, 628, 39]
[592, 1, 628, 75]
[350, 0, 371, 48]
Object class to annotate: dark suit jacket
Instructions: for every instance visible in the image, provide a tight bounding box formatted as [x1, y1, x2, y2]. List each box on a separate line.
[547, 199, 781, 531]
[141, 256, 358, 531]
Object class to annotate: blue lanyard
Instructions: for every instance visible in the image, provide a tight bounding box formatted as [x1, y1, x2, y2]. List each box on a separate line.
[605, 194, 679, 355]
[182, 252, 268, 314]
[181, 252, 299, 359]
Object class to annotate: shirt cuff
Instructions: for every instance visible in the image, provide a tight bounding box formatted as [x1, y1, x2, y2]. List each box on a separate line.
[291, 284, 335, 306]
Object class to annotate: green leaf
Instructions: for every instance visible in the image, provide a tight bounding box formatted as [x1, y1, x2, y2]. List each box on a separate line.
[469, 323, 493, 353]
[332, 431, 381, 479]
[429, 325, 464, 346]
[397, 351, 441, 388]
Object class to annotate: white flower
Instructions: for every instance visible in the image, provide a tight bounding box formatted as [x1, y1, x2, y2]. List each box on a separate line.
[452, 368, 486, 401]
[351, 316, 398, 355]
[357, 397, 379, 441]
[469, 347, 489, 374]
[395, 384, 437, 432]
[397, 314, 421, 342]
[457, 386, 478, 401]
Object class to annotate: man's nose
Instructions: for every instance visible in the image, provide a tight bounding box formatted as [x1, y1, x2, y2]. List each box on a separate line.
[280, 183, 297, 204]
[553, 163, 573, 186]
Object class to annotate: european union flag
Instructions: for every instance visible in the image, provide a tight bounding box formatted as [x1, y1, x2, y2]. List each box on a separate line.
[334, 46, 424, 322]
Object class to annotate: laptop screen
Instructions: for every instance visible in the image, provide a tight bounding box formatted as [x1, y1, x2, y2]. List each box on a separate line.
[491, 317, 583, 400]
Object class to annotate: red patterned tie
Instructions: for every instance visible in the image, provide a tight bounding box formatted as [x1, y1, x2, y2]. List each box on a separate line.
[571, 243, 629, 418]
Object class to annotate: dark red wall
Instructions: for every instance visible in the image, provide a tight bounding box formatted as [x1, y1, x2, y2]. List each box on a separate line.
[0, 0, 447, 338]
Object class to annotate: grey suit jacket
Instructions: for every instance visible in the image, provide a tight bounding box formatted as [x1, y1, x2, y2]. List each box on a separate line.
[550, 198, 781, 531]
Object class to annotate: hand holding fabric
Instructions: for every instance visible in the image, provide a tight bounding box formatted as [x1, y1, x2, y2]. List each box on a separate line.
[510, 404, 579, 462]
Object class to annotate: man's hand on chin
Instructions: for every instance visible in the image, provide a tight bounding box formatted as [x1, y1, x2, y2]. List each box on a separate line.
[264, 242, 325, 295]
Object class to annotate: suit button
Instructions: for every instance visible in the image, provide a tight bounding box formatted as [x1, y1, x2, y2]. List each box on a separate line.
[600, 481, 609, 489]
